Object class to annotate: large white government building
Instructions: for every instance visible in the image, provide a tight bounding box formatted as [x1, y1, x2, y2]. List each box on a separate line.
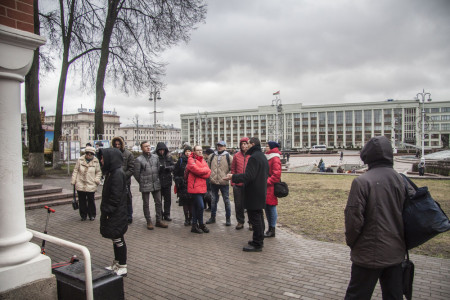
[180, 99, 450, 150]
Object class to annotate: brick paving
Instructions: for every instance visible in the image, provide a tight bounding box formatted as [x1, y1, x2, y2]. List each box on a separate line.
[25, 176, 450, 300]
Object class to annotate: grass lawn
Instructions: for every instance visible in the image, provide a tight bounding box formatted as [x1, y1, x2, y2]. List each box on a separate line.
[278, 173, 450, 259]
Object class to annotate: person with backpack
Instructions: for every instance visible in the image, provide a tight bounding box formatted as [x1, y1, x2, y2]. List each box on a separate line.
[344, 136, 407, 299]
[206, 141, 233, 226]
[173, 146, 193, 226]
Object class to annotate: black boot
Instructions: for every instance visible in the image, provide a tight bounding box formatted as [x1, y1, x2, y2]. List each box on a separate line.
[264, 226, 276, 238]
[199, 224, 209, 233]
[206, 216, 216, 224]
[191, 224, 203, 234]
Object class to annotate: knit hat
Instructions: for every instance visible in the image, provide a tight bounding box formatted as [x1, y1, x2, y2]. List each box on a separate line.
[239, 137, 249, 145]
[267, 141, 280, 150]
[85, 146, 96, 154]
[217, 141, 226, 147]
[183, 145, 192, 154]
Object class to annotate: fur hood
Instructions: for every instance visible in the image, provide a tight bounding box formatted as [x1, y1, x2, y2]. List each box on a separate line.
[111, 136, 125, 151]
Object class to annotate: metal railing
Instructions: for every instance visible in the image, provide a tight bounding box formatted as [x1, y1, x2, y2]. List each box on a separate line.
[28, 229, 93, 300]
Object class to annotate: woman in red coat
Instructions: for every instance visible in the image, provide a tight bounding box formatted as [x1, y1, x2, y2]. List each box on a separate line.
[186, 145, 212, 234]
[264, 141, 282, 237]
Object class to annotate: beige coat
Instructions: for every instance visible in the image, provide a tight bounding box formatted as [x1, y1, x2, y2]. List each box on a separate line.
[71, 155, 102, 192]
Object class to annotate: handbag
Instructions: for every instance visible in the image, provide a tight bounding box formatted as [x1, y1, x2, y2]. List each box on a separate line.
[72, 186, 79, 210]
[400, 174, 450, 250]
[274, 181, 289, 198]
[402, 250, 415, 300]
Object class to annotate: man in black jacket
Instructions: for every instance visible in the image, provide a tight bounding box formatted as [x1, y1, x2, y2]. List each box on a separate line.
[225, 137, 269, 252]
[156, 142, 175, 221]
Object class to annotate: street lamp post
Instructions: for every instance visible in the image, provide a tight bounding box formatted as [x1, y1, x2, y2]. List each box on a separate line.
[149, 87, 162, 145]
[416, 89, 432, 167]
[271, 93, 282, 145]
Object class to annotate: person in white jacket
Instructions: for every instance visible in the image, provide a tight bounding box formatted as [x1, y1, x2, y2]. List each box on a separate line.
[71, 146, 102, 221]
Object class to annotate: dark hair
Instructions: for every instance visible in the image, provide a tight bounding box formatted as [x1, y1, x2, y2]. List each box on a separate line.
[248, 137, 260, 146]
[140, 141, 149, 148]
[86, 143, 92, 147]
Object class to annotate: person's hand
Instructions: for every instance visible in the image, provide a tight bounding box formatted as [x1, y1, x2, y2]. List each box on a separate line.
[223, 173, 232, 181]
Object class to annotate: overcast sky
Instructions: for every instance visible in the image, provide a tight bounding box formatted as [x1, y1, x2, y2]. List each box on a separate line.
[22, 0, 450, 128]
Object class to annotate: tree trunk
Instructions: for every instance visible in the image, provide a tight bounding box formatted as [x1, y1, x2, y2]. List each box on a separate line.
[94, 0, 120, 139]
[52, 61, 69, 169]
[24, 0, 45, 177]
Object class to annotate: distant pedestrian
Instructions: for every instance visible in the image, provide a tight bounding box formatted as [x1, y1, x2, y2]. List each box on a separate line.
[173, 146, 193, 226]
[133, 141, 168, 230]
[344, 136, 407, 299]
[71, 146, 102, 221]
[286, 152, 290, 162]
[98, 148, 129, 277]
[264, 141, 282, 238]
[340, 151, 344, 161]
[418, 161, 425, 176]
[186, 145, 211, 234]
[225, 137, 269, 252]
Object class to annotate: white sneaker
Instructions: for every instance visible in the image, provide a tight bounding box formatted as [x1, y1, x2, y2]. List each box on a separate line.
[114, 264, 127, 277]
[105, 260, 118, 271]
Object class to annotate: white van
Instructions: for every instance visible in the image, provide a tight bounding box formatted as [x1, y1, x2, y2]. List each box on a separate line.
[311, 145, 327, 151]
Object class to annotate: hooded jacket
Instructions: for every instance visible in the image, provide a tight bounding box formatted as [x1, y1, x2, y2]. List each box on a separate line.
[155, 142, 174, 188]
[133, 152, 161, 192]
[232, 144, 269, 210]
[111, 136, 134, 184]
[71, 154, 102, 192]
[345, 136, 406, 268]
[266, 147, 282, 206]
[231, 137, 250, 187]
[99, 148, 128, 239]
[208, 149, 233, 185]
[173, 153, 190, 201]
[186, 153, 211, 194]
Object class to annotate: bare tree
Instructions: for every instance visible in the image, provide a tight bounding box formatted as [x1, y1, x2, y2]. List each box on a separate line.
[94, 0, 207, 139]
[24, 0, 45, 176]
[40, 0, 102, 168]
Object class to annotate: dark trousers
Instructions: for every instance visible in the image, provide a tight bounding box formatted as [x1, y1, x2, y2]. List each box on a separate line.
[191, 194, 205, 225]
[161, 185, 172, 217]
[112, 236, 127, 265]
[126, 184, 133, 220]
[77, 191, 96, 219]
[247, 209, 265, 248]
[345, 263, 403, 300]
[233, 186, 246, 224]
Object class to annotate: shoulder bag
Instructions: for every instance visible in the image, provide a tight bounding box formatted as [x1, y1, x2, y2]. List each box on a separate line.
[274, 180, 289, 198]
[72, 185, 79, 210]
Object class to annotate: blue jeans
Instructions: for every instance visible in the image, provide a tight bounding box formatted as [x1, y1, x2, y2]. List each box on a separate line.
[191, 194, 205, 225]
[210, 184, 231, 218]
[265, 204, 278, 227]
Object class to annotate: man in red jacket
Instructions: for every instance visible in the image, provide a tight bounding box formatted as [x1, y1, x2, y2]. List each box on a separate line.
[231, 137, 250, 230]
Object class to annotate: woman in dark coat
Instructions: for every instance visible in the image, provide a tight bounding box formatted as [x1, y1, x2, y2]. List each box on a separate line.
[173, 146, 193, 226]
[98, 148, 128, 277]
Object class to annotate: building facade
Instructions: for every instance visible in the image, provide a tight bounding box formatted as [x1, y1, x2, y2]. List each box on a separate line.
[23, 108, 182, 150]
[42, 110, 121, 146]
[118, 124, 181, 151]
[180, 100, 450, 150]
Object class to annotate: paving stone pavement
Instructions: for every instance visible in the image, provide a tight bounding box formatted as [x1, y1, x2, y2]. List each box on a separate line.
[25, 176, 450, 300]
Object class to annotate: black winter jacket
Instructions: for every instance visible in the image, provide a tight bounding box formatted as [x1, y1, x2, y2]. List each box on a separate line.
[99, 148, 128, 239]
[156, 142, 174, 188]
[173, 154, 190, 203]
[232, 144, 269, 210]
[345, 136, 406, 268]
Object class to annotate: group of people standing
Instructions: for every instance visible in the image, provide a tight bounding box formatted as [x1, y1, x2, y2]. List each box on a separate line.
[70, 136, 284, 276]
